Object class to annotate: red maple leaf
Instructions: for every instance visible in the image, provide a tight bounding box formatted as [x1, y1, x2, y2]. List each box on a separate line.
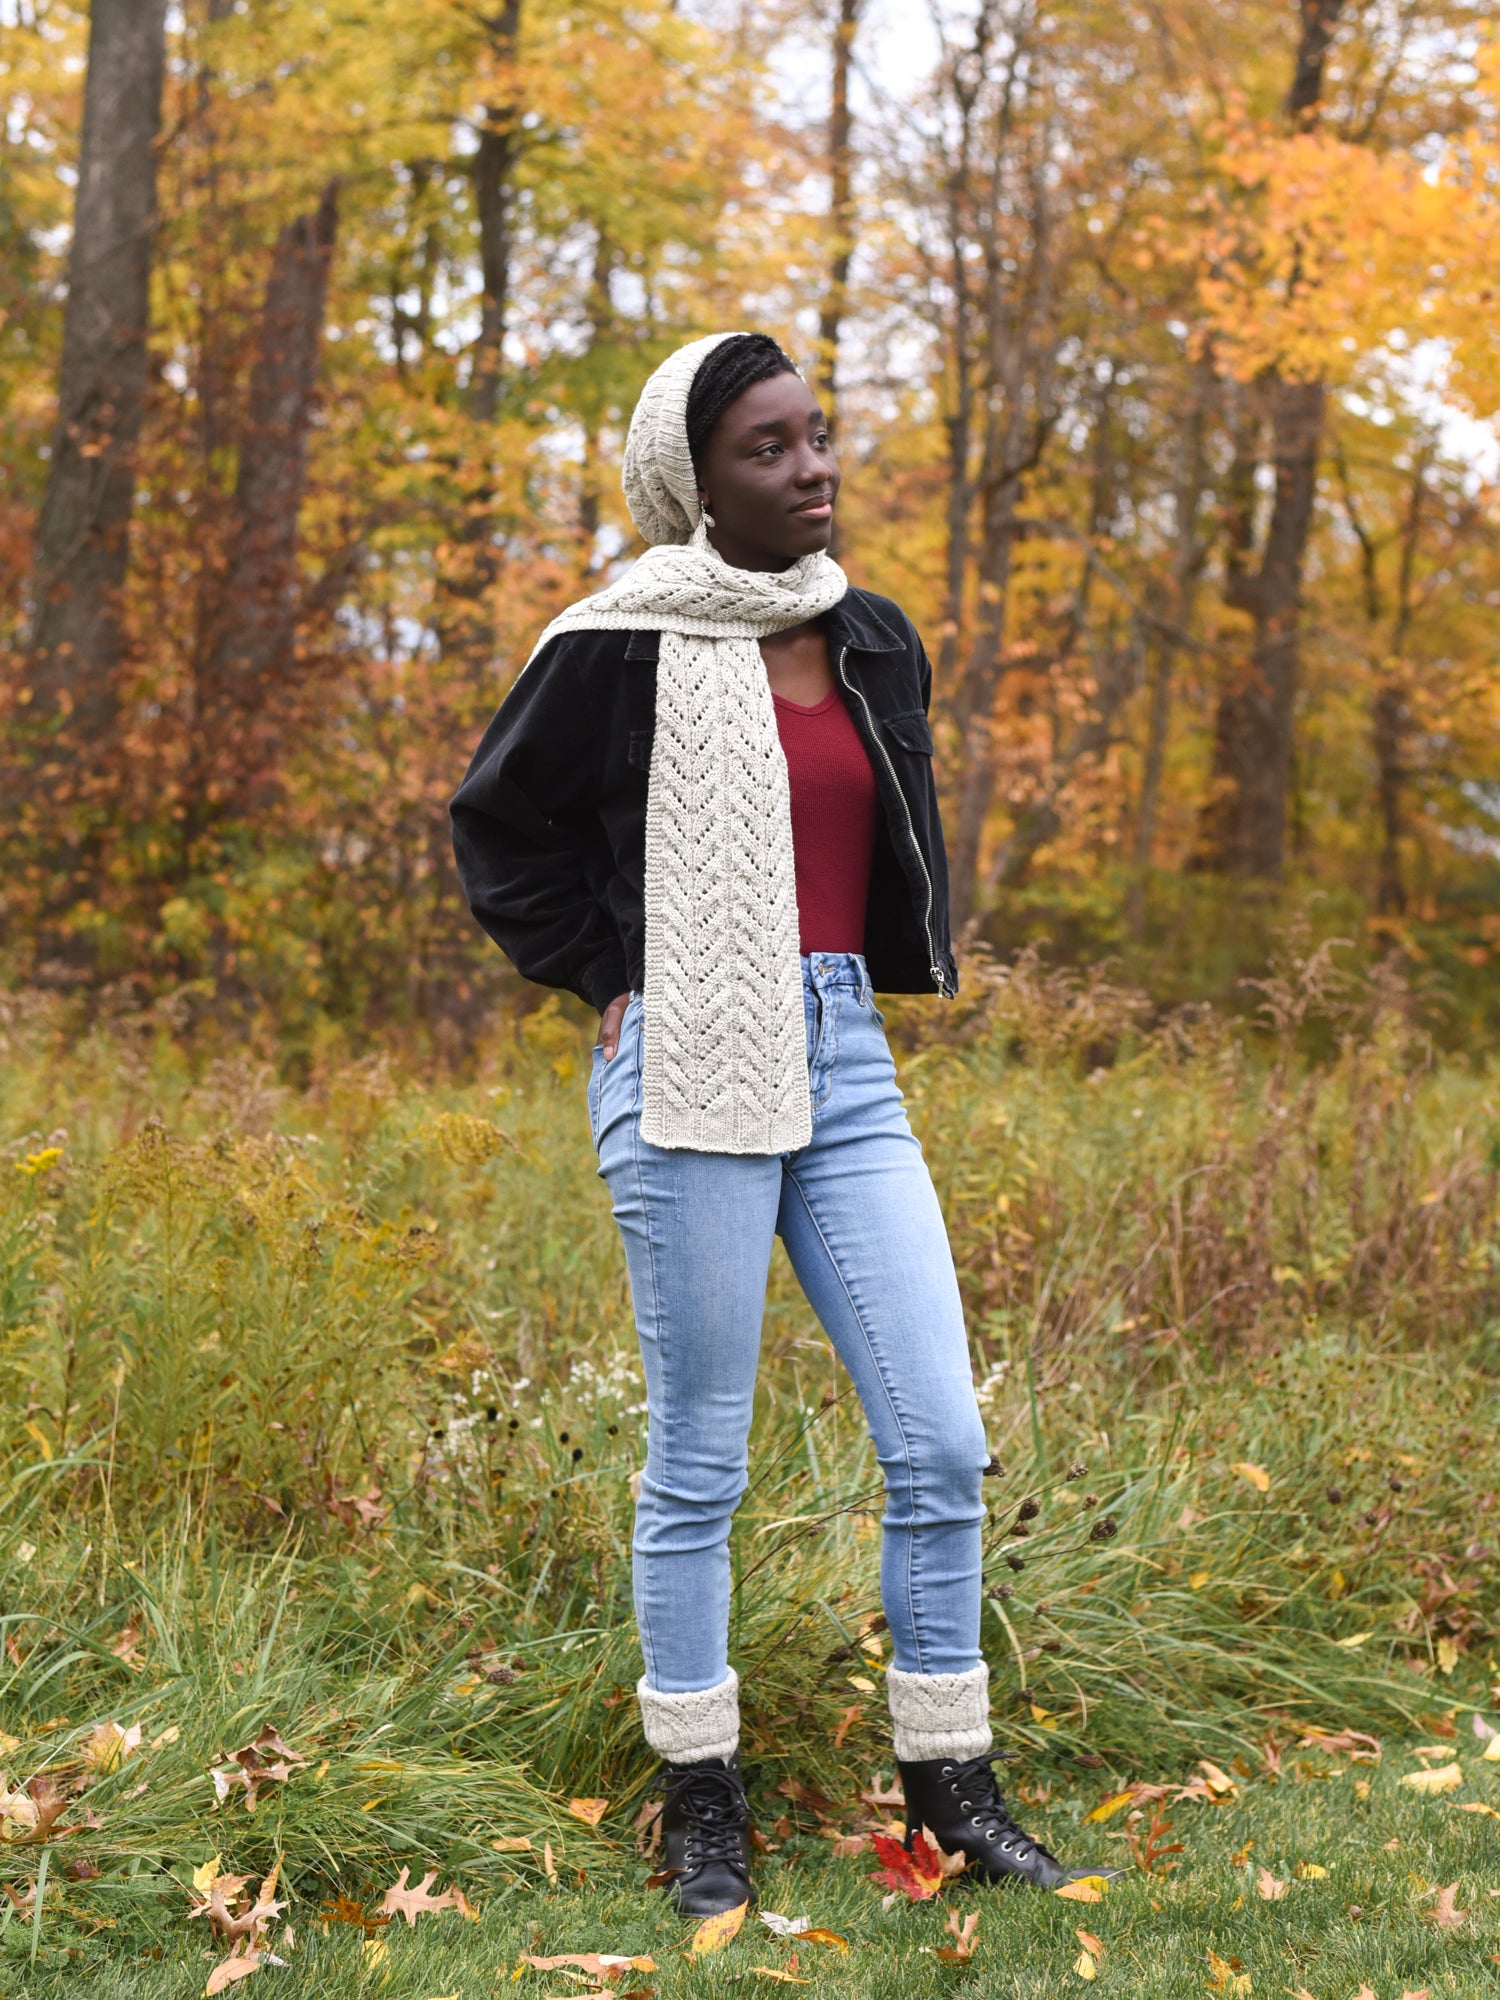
[868, 1828, 964, 1901]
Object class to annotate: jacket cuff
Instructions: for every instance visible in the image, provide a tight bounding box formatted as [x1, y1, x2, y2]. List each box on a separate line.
[578, 949, 630, 1014]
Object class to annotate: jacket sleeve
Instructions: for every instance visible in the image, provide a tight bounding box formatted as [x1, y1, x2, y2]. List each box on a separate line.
[449, 637, 630, 1012]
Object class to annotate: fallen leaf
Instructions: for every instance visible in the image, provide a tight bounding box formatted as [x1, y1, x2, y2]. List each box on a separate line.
[193, 1855, 224, 1895]
[1436, 1636, 1459, 1675]
[543, 1839, 558, 1885]
[1075, 1948, 1098, 1980]
[847, 1675, 876, 1694]
[935, 1910, 980, 1964]
[1231, 1462, 1270, 1493]
[1424, 1882, 1467, 1930]
[690, 1900, 747, 1953]
[1297, 1728, 1380, 1762]
[1293, 1861, 1327, 1879]
[1333, 1633, 1373, 1649]
[568, 1798, 609, 1827]
[208, 1726, 307, 1815]
[868, 1828, 964, 1902]
[1483, 1734, 1500, 1764]
[799, 1928, 849, 1952]
[1075, 1928, 1105, 1963]
[745, 1972, 808, 1986]
[832, 1704, 862, 1749]
[522, 1953, 657, 1976]
[633, 1797, 662, 1860]
[1450, 1800, 1500, 1819]
[1231, 1840, 1254, 1867]
[1349, 1989, 1376, 2000]
[1082, 1791, 1136, 1825]
[758, 1914, 808, 1938]
[860, 1775, 904, 1809]
[1055, 1877, 1108, 1903]
[1400, 1762, 1462, 1795]
[1255, 1867, 1288, 1901]
[491, 1835, 532, 1852]
[1398, 1990, 1432, 1999]
[1205, 1947, 1252, 1994]
[205, 1944, 280, 1994]
[829, 1833, 869, 1857]
[1197, 1760, 1239, 1803]
[378, 1867, 469, 1926]
[83, 1720, 142, 1773]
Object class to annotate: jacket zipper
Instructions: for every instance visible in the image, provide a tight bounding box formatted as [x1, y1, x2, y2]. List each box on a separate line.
[836, 645, 954, 997]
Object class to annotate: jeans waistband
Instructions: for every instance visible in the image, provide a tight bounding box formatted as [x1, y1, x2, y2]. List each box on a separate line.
[801, 952, 871, 1000]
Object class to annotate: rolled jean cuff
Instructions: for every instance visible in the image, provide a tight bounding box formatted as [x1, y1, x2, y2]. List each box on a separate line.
[888, 1662, 992, 1762]
[637, 1668, 739, 1765]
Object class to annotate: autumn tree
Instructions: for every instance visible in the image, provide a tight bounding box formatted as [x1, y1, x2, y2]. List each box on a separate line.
[26, 0, 167, 751]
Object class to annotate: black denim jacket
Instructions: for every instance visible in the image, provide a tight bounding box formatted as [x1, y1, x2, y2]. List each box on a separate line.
[449, 586, 958, 1010]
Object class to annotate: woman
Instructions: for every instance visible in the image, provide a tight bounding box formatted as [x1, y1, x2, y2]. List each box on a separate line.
[451, 332, 1098, 1914]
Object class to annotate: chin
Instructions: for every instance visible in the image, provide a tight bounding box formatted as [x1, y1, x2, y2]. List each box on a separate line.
[785, 517, 834, 557]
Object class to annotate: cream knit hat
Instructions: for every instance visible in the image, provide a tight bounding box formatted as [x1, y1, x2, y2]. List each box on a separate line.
[620, 332, 745, 546]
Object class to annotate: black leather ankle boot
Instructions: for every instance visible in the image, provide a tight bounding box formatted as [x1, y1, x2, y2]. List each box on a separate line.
[654, 1753, 754, 1916]
[899, 1754, 1112, 1889]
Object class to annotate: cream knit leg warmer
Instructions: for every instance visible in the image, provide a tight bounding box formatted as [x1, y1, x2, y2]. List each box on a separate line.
[887, 1662, 992, 1763]
[636, 1669, 740, 1766]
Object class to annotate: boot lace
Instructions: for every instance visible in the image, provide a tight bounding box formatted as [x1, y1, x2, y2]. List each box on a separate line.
[943, 1756, 1058, 1862]
[661, 1762, 751, 1871]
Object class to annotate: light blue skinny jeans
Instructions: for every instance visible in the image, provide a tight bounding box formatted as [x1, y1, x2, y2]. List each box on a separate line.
[587, 951, 988, 1694]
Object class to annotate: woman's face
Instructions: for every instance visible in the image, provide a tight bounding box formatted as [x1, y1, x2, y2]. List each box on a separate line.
[694, 371, 840, 572]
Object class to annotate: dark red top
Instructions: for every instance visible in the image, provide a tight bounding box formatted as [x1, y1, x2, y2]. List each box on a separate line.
[773, 689, 879, 955]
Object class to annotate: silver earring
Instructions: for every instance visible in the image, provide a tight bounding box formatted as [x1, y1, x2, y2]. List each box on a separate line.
[700, 502, 715, 527]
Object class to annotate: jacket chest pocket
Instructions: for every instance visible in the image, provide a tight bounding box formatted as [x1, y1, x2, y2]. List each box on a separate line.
[627, 727, 654, 772]
[880, 710, 934, 756]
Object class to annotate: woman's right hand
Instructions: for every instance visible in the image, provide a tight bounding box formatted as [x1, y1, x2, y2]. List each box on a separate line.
[598, 992, 630, 1061]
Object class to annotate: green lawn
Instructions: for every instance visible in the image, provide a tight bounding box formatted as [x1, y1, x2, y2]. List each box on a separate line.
[6, 1748, 1500, 1997]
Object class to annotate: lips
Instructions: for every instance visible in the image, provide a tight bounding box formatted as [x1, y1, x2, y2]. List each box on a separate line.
[791, 494, 834, 516]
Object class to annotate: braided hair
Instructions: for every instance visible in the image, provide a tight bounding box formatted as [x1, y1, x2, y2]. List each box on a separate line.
[685, 333, 799, 467]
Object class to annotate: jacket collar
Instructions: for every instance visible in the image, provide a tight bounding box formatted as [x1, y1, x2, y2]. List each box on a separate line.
[621, 587, 903, 664]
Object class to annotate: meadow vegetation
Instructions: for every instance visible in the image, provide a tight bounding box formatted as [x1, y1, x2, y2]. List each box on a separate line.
[2, 938, 1498, 1994]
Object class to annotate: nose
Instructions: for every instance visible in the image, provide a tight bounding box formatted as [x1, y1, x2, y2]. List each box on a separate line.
[792, 443, 832, 487]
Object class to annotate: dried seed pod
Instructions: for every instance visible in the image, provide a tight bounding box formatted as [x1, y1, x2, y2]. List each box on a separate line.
[1066, 1461, 1088, 1480]
[1089, 1515, 1119, 1542]
[1006, 1553, 1026, 1572]
[1017, 1495, 1041, 1521]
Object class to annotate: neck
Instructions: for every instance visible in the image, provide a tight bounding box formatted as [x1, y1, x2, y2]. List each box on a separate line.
[705, 526, 798, 574]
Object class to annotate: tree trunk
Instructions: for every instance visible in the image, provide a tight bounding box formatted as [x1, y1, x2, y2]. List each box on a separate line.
[467, 0, 523, 423]
[1374, 452, 1425, 914]
[1194, 0, 1346, 877]
[1197, 374, 1325, 876]
[26, 0, 168, 744]
[1131, 362, 1208, 900]
[816, 0, 861, 417]
[195, 181, 339, 796]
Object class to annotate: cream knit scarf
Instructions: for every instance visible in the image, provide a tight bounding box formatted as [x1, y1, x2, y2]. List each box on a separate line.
[525, 333, 848, 1154]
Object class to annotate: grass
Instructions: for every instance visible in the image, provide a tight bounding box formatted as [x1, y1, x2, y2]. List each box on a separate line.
[1, 938, 1499, 1994]
[7, 1758, 1500, 1996]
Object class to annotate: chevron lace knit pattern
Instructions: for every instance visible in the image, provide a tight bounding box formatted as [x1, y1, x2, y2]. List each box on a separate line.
[636, 1669, 741, 1766]
[521, 336, 849, 1155]
[887, 1662, 993, 1763]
